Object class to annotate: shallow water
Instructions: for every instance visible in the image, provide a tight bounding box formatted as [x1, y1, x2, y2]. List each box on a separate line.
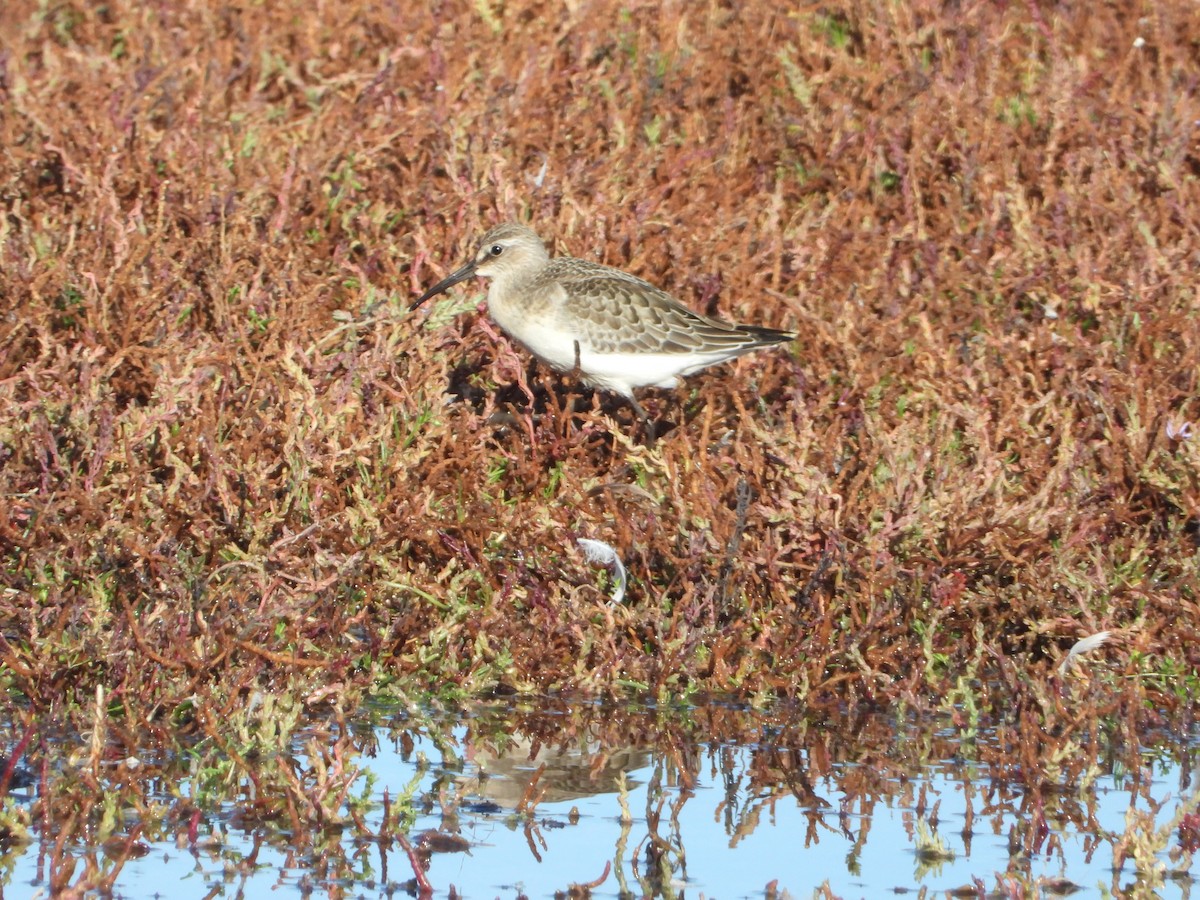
[3, 698, 1197, 898]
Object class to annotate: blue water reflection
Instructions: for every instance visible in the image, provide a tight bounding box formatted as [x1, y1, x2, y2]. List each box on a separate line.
[4, 704, 1197, 898]
[349, 724, 1197, 897]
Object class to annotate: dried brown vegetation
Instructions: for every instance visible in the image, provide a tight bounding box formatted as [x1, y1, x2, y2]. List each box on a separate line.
[1, 0, 1198, 755]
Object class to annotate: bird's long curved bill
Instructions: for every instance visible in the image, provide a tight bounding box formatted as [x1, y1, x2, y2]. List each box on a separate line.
[410, 261, 476, 310]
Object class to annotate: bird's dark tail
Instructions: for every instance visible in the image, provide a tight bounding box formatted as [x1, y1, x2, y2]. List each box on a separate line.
[740, 324, 796, 345]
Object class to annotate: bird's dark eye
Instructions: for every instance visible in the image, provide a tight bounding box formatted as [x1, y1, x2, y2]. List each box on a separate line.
[489, 244, 504, 257]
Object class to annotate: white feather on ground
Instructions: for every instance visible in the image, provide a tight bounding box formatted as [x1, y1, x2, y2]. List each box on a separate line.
[1059, 631, 1112, 674]
[576, 538, 627, 604]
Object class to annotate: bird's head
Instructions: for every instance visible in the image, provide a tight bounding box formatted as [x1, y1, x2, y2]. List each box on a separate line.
[411, 222, 549, 309]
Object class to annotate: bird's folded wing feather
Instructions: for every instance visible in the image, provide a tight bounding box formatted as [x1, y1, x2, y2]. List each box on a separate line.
[546, 265, 767, 355]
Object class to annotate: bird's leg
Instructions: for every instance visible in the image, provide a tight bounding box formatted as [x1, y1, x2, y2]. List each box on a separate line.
[628, 395, 657, 444]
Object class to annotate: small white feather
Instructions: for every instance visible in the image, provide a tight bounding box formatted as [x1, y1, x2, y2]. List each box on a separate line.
[576, 538, 627, 604]
[1059, 630, 1112, 674]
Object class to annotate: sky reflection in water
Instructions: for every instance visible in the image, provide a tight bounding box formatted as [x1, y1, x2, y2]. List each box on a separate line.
[6, 701, 1197, 898]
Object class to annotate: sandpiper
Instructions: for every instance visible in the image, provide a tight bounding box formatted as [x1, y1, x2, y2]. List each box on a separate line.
[411, 222, 794, 424]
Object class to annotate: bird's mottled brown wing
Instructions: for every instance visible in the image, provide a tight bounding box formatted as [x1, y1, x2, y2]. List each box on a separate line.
[541, 258, 792, 356]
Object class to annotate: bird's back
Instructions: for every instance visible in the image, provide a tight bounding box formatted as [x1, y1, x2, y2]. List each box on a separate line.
[536, 256, 791, 358]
